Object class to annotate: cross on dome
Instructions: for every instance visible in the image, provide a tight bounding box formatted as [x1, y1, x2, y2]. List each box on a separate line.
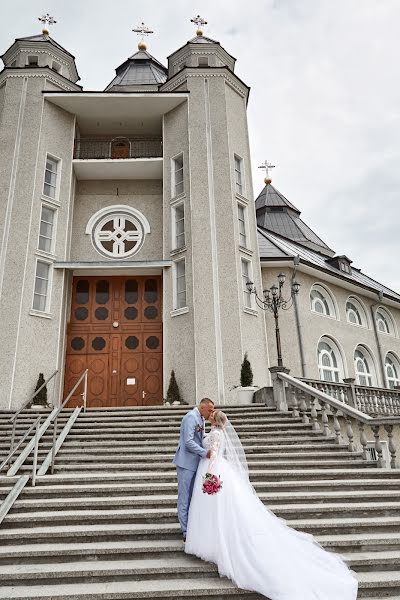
[190, 14, 208, 37]
[258, 160, 276, 185]
[132, 21, 154, 51]
[38, 13, 57, 36]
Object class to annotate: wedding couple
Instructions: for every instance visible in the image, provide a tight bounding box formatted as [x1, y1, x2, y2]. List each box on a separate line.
[173, 398, 358, 600]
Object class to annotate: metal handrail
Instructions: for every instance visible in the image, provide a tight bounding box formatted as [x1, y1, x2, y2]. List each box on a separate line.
[49, 369, 88, 476]
[0, 417, 41, 472]
[7, 370, 59, 468]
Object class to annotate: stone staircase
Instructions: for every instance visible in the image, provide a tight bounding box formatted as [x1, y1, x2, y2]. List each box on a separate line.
[0, 404, 400, 599]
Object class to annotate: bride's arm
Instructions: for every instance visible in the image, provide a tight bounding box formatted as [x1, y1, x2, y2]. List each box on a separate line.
[207, 429, 222, 473]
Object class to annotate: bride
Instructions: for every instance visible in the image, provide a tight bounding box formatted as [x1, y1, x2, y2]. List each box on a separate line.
[185, 409, 358, 600]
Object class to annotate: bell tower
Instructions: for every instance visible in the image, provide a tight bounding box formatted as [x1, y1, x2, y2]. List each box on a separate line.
[160, 18, 269, 404]
[0, 17, 80, 408]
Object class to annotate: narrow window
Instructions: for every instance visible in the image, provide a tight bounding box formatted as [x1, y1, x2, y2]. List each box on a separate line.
[238, 204, 247, 247]
[174, 203, 185, 249]
[172, 154, 184, 197]
[33, 261, 50, 312]
[234, 155, 243, 195]
[175, 259, 186, 309]
[43, 156, 59, 200]
[38, 206, 55, 253]
[27, 56, 38, 67]
[241, 258, 252, 308]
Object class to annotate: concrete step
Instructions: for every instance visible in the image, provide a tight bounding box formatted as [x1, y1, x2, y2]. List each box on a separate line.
[0, 556, 219, 584]
[0, 576, 260, 599]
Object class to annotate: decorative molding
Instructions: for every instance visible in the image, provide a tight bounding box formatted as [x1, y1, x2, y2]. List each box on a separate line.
[162, 71, 246, 98]
[0, 71, 76, 91]
[243, 306, 258, 317]
[170, 306, 189, 317]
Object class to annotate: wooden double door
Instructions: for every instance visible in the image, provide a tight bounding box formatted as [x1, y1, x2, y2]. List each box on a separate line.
[64, 276, 163, 408]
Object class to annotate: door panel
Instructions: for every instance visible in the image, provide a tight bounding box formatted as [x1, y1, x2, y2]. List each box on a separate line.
[64, 276, 162, 407]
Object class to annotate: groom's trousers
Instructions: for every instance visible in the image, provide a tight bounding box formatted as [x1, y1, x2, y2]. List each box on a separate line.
[176, 466, 196, 536]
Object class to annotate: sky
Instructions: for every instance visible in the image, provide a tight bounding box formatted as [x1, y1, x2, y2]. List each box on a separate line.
[1, 0, 400, 291]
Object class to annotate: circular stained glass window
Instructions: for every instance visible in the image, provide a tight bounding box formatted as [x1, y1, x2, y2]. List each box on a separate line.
[146, 336, 160, 350]
[125, 336, 139, 350]
[71, 337, 85, 351]
[125, 307, 138, 320]
[74, 307, 88, 321]
[92, 337, 106, 351]
[95, 307, 109, 320]
[93, 213, 144, 258]
[144, 306, 158, 320]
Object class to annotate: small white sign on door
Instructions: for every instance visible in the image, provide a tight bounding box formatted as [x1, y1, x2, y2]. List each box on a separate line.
[127, 378, 136, 385]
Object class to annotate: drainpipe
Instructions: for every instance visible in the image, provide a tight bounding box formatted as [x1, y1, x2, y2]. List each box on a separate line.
[291, 256, 307, 378]
[370, 290, 387, 388]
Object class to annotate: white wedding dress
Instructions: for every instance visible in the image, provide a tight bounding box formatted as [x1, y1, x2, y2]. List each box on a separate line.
[185, 426, 358, 600]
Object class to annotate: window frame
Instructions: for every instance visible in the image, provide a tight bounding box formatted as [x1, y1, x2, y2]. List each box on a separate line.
[173, 257, 187, 311]
[234, 154, 244, 196]
[31, 258, 53, 315]
[385, 353, 400, 389]
[241, 257, 253, 310]
[310, 284, 337, 319]
[37, 203, 57, 256]
[346, 296, 368, 328]
[376, 307, 396, 337]
[317, 338, 344, 383]
[171, 152, 184, 199]
[171, 201, 186, 251]
[354, 346, 377, 387]
[42, 153, 61, 204]
[237, 202, 247, 249]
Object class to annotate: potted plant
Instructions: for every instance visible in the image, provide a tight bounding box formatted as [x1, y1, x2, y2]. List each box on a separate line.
[237, 353, 257, 404]
[28, 373, 50, 409]
[166, 370, 187, 405]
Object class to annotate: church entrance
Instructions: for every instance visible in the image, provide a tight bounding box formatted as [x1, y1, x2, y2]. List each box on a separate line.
[64, 276, 163, 408]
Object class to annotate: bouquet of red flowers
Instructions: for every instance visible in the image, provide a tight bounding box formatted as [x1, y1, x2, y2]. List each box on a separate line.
[202, 472, 223, 495]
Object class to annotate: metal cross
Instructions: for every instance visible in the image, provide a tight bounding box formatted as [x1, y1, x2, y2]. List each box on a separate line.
[132, 22, 154, 41]
[258, 160, 276, 181]
[38, 13, 57, 33]
[190, 15, 208, 31]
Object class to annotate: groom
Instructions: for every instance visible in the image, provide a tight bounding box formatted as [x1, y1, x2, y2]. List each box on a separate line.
[173, 397, 215, 541]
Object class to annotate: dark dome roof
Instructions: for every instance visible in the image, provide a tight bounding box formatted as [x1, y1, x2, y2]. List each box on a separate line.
[105, 49, 167, 91]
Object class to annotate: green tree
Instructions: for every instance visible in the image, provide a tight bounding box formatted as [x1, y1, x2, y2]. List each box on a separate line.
[240, 353, 253, 387]
[167, 370, 183, 404]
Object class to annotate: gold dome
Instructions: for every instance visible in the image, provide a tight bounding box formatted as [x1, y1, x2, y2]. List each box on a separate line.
[264, 177, 272, 185]
[196, 28, 203, 36]
[138, 40, 147, 50]
[42, 28, 49, 35]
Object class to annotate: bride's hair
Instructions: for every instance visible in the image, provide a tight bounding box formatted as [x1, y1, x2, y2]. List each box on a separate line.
[214, 410, 227, 428]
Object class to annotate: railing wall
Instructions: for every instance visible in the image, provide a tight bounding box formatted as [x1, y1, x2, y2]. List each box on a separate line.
[74, 138, 163, 160]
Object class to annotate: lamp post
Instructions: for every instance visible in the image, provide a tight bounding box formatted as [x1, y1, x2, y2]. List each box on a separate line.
[246, 273, 300, 368]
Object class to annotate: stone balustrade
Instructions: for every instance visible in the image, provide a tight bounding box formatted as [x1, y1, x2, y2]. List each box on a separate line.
[274, 372, 400, 469]
[301, 377, 400, 416]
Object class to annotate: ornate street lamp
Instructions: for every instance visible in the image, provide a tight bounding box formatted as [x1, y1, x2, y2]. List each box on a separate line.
[246, 273, 300, 368]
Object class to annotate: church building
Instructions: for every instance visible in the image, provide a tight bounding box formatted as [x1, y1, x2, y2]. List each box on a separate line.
[1, 18, 399, 411]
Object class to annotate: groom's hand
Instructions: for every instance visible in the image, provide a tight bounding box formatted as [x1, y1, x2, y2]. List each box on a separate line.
[206, 450, 212, 459]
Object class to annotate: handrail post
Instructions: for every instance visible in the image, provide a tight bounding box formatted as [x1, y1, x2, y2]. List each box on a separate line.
[269, 367, 290, 411]
[51, 415, 58, 474]
[31, 418, 41, 488]
[83, 369, 88, 413]
[7, 420, 17, 469]
[343, 378, 357, 409]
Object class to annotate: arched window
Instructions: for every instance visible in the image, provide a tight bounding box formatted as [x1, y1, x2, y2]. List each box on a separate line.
[86, 205, 150, 259]
[354, 346, 377, 387]
[346, 297, 368, 327]
[317, 338, 344, 382]
[376, 308, 395, 336]
[310, 284, 337, 318]
[385, 353, 400, 389]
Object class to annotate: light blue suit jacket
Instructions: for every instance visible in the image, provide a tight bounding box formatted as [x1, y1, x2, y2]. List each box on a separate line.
[173, 407, 207, 472]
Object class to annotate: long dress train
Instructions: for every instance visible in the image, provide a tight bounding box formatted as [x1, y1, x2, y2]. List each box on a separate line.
[185, 427, 358, 600]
